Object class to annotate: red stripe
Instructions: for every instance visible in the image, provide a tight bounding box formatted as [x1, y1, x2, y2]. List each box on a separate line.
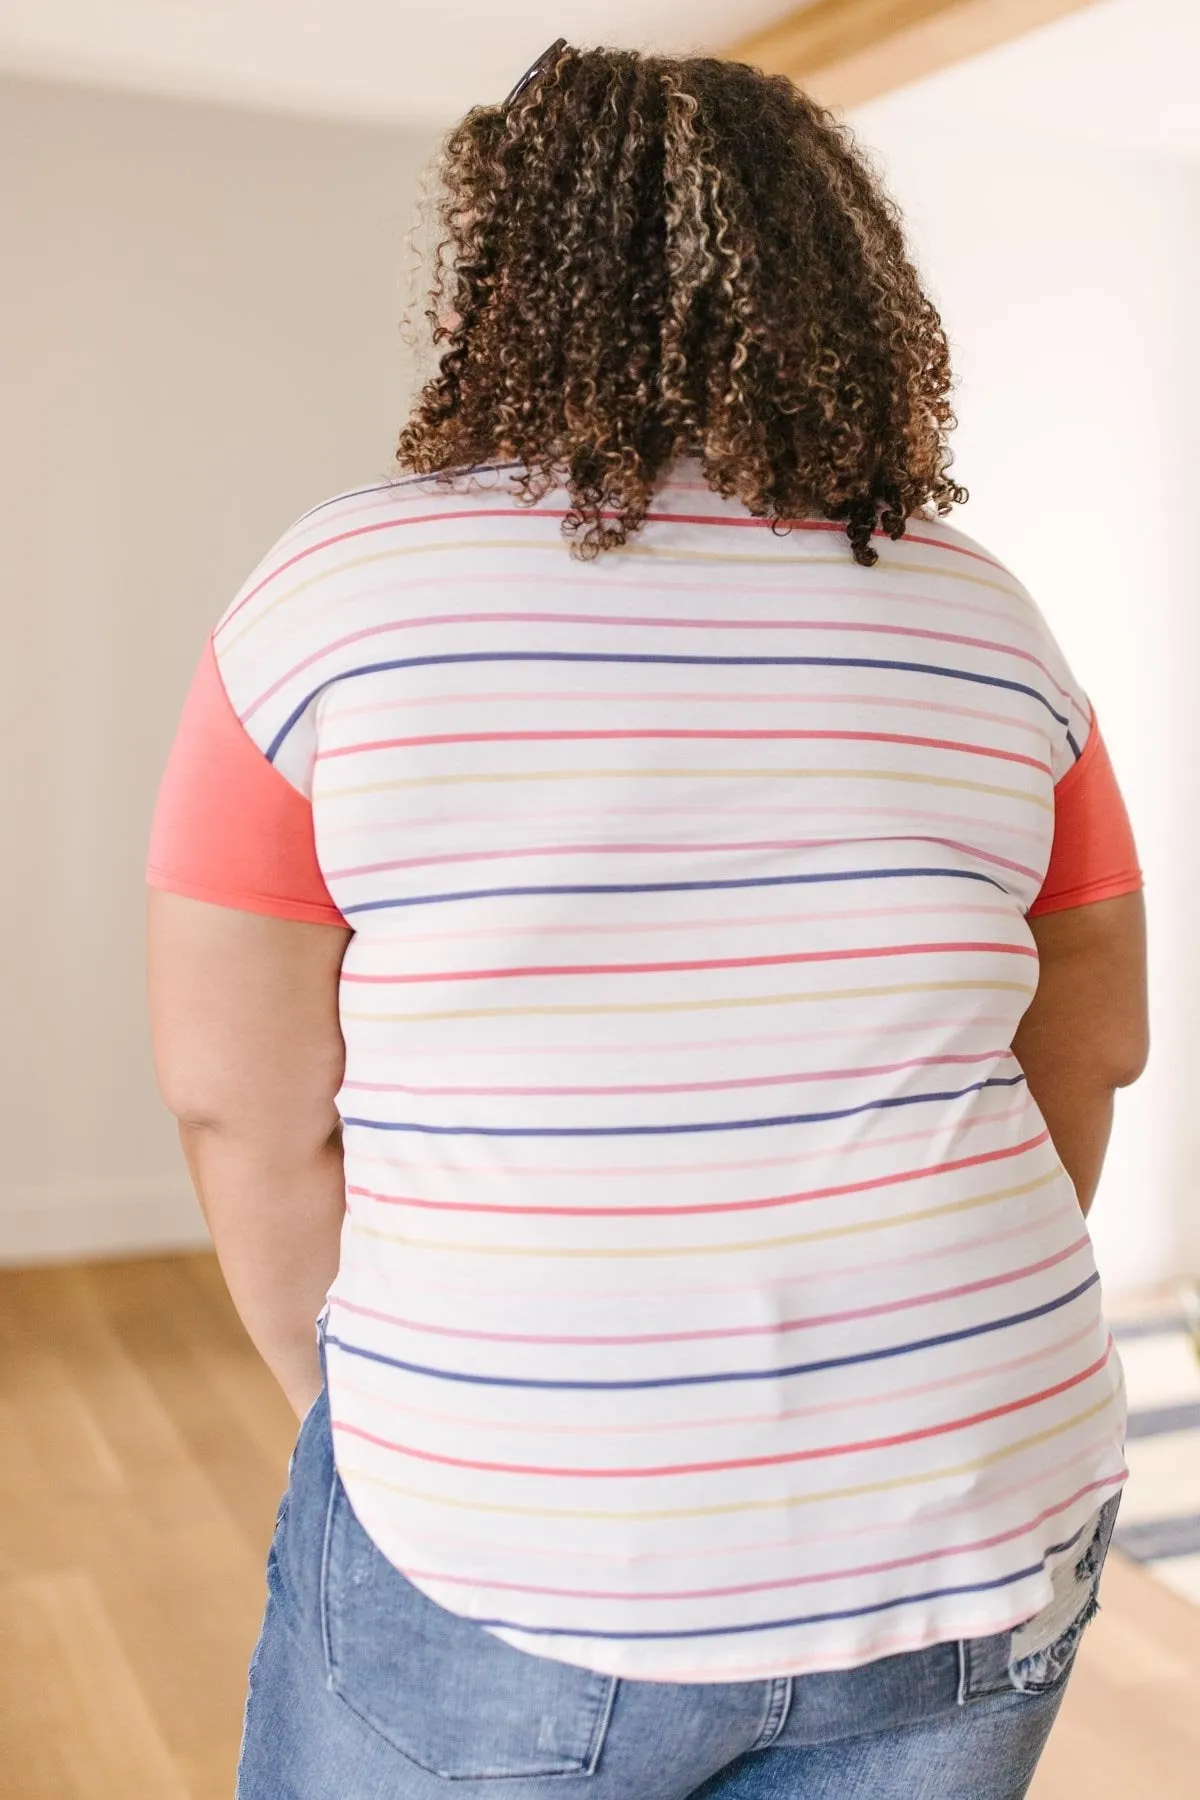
[330, 1237, 1088, 1349]
[339, 1049, 1005, 1098]
[640, 511, 1013, 572]
[329, 1343, 1111, 1480]
[318, 728, 1050, 773]
[217, 507, 1013, 633]
[245, 611, 1063, 728]
[346, 1129, 1052, 1217]
[340, 939, 1036, 985]
[392, 1472, 1124, 1602]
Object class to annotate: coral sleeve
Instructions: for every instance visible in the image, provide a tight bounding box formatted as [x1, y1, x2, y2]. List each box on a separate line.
[146, 637, 346, 927]
[1029, 720, 1142, 918]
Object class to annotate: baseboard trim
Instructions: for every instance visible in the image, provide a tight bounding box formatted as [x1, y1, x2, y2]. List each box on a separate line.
[0, 1179, 211, 1266]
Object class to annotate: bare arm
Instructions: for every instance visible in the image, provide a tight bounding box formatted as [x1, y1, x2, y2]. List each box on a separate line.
[147, 891, 352, 1418]
[1012, 893, 1148, 1214]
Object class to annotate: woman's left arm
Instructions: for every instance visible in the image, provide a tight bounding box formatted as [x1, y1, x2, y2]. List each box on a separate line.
[147, 890, 352, 1419]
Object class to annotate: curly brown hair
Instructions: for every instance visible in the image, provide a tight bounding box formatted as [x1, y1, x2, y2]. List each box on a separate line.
[397, 44, 966, 567]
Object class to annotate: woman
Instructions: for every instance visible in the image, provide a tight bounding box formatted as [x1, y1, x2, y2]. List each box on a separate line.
[147, 42, 1147, 1800]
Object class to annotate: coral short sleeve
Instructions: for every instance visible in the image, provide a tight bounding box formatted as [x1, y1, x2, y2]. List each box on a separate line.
[146, 636, 346, 927]
[1029, 718, 1142, 918]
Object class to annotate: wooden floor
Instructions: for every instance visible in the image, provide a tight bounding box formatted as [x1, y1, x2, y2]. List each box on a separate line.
[0, 1253, 1196, 1800]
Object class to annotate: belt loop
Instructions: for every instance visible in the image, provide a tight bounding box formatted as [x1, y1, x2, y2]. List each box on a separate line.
[753, 1676, 793, 1748]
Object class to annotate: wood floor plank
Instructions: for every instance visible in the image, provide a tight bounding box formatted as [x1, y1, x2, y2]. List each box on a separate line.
[0, 1569, 191, 1800]
[0, 1574, 84, 1800]
[83, 1509, 264, 1787]
[0, 1269, 128, 1500]
[80, 1255, 296, 1548]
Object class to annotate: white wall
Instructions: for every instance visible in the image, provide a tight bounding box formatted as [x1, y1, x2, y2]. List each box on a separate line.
[0, 74, 432, 1260]
[852, 95, 1200, 1292]
[3, 71, 1196, 1290]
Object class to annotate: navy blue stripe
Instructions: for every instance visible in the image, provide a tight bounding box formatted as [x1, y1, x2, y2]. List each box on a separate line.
[1114, 1514, 1200, 1563]
[290, 464, 522, 529]
[342, 1075, 1027, 1140]
[291, 480, 394, 524]
[465, 1524, 1096, 1643]
[1066, 729, 1082, 761]
[324, 1272, 1100, 1394]
[342, 864, 1009, 918]
[267, 651, 1069, 760]
[1123, 1402, 1200, 1441]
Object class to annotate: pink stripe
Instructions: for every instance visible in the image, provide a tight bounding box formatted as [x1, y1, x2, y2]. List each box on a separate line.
[641, 497, 1015, 574]
[340, 939, 1034, 986]
[654, 1569, 1123, 1679]
[341, 900, 1017, 946]
[246, 608, 1068, 723]
[344, 1150, 1053, 1307]
[321, 802, 1045, 846]
[325, 837, 1041, 887]
[248, 575, 1043, 683]
[349, 1100, 1035, 1191]
[338, 1438, 1121, 1571]
[398, 1474, 1121, 1605]
[330, 1314, 1097, 1440]
[347, 1127, 1050, 1217]
[326, 837, 1039, 881]
[329, 1339, 1109, 1479]
[330, 836, 831, 877]
[334, 1203, 1077, 1327]
[317, 724, 1051, 771]
[644, 509, 1014, 569]
[220, 507, 1021, 638]
[340, 900, 1021, 943]
[348, 1016, 1019, 1061]
[220, 506, 962, 640]
[340, 1049, 1006, 1097]
[255, 612, 1061, 726]
[330, 1236, 1088, 1351]
[325, 686, 1048, 734]
[316, 559, 1036, 621]
[347, 1151, 1049, 1305]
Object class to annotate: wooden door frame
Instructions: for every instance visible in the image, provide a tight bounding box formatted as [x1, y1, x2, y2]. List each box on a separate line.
[729, 0, 1102, 108]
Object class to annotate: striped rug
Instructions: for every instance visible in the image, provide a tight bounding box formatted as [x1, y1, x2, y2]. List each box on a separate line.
[1110, 1288, 1200, 1606]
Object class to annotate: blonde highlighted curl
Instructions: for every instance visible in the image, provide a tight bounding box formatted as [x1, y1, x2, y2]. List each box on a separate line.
[397, 46, 966, 567]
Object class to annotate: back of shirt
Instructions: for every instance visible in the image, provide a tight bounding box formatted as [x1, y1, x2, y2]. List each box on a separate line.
[149, 459, 1141, 1681]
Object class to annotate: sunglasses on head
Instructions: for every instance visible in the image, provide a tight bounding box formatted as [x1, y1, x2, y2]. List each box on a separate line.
[501, 38, 569, 110]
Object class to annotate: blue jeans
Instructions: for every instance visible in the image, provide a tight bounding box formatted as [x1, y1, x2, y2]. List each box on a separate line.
[238, 1383, 1117, 1800]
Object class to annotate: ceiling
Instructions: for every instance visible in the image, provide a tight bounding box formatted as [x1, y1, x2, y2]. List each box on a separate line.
[857, 0, 1200, 164]
[0, 0, 795, 126]
[0, 0, 1196, 161]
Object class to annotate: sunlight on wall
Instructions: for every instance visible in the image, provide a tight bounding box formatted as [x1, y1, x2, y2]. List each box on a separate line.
[853, 95, 1200, 1292]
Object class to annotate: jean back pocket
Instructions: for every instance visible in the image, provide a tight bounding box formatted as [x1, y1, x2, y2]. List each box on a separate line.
[320, 1472, 616, 1780]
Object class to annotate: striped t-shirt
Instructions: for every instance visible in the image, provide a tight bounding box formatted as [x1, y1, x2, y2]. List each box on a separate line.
[149, 459, 1142, 1681]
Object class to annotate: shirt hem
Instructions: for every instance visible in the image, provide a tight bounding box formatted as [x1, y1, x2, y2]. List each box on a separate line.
[145, 865, 348, 928]
[1027, 870, 1143, 919]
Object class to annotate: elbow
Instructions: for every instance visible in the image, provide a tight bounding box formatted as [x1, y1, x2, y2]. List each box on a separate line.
[151, 1050, 231, 1133]
[1108, 1018, 1150, 1091]
[156, 1061, 341, 1153]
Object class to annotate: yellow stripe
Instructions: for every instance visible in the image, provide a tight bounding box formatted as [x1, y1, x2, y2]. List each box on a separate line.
[343, 977, 1035, 1026]
[318, 764, 1049, 809]
[224, 536, 1031, 649]
[347, 1167, 1060, 1261]
[332, 1389, 1117, 1524]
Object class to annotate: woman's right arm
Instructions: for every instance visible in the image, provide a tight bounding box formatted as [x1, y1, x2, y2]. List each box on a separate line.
[1013, 892, 1148, 1214]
